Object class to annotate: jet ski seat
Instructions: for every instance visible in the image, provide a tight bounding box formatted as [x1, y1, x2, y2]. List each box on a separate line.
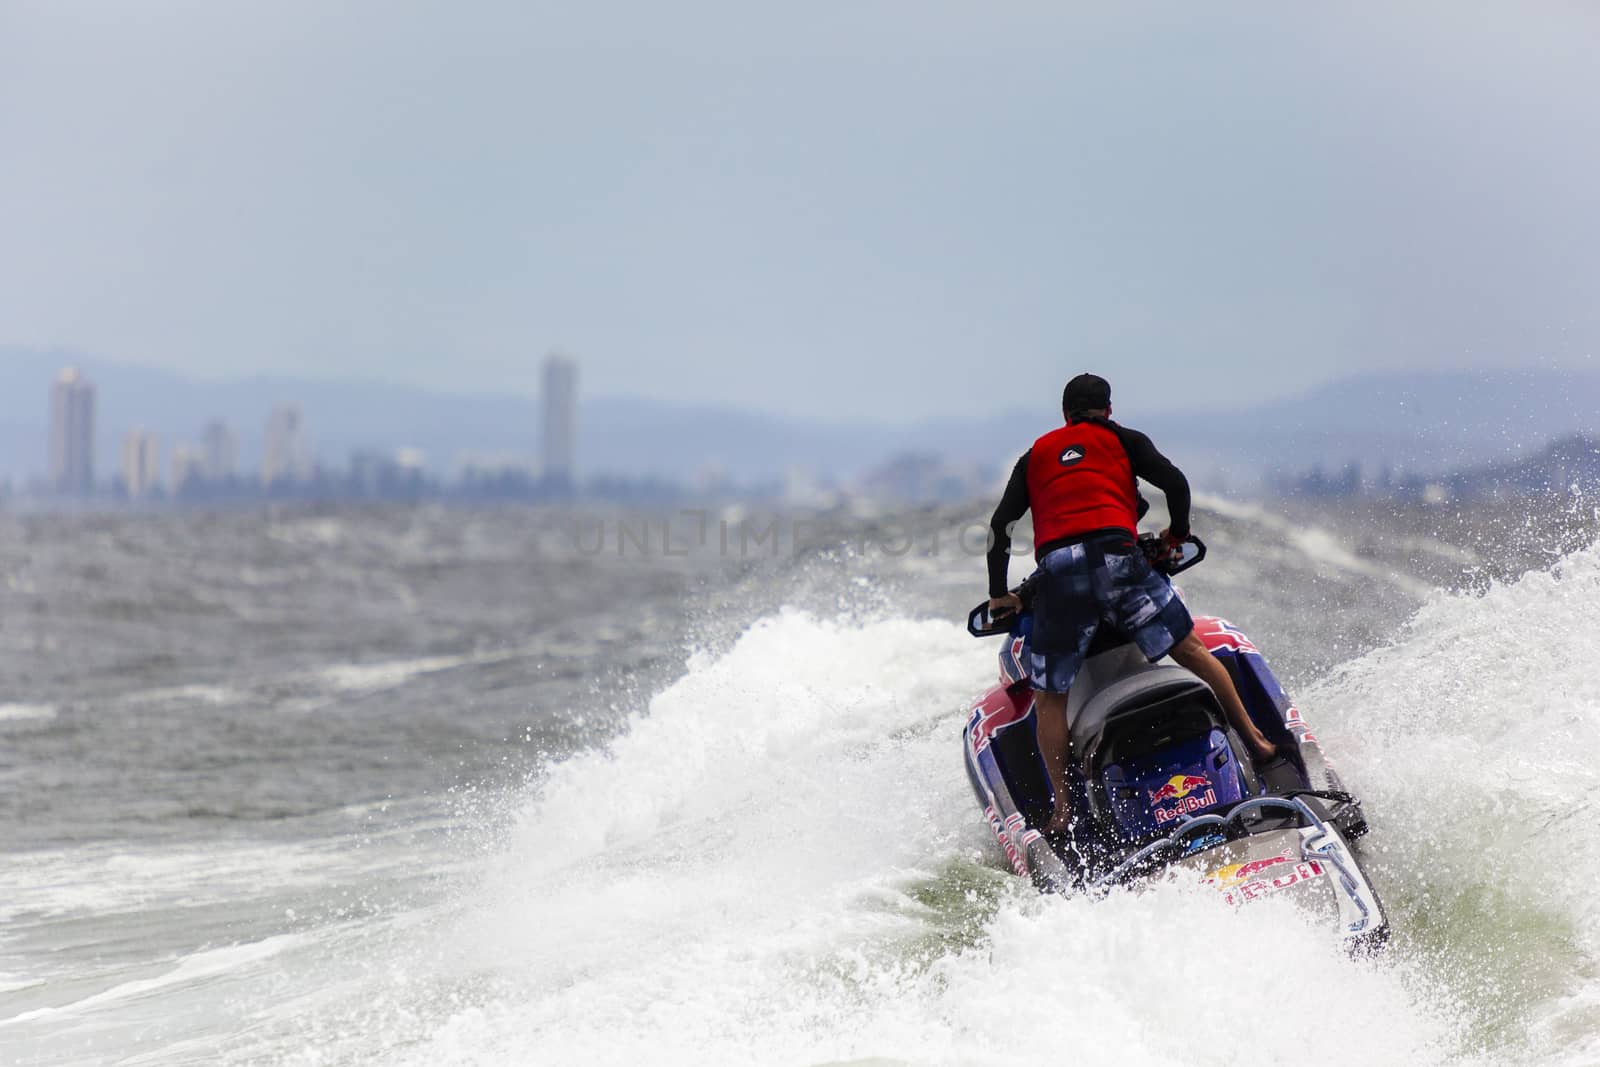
[1065, 647, 1216, 757]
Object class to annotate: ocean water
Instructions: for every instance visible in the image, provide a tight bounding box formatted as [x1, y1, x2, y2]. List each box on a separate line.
[1, 501, 1597, 1065]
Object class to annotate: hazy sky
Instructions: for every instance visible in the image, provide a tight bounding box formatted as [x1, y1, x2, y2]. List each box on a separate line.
[4, 2, 1598, 421]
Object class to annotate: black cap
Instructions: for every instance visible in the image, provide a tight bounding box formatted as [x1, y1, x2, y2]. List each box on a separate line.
[1063, 373, 1111, 416]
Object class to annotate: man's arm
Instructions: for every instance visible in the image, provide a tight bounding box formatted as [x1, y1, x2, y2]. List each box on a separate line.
[1115, 427, 1191, 537]
[987, 452, 1031, 597]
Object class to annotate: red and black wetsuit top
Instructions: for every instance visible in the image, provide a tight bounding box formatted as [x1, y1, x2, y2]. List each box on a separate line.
[986, 417, 1191, 598]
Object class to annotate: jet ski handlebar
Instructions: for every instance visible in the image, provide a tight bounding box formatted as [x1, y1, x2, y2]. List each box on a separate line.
[967, 534, 1206, 638]
[1142, 532, 1206, 576]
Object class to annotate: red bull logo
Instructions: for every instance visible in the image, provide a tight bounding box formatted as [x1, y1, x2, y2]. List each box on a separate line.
[1205, 854, 1293, 887]
[969, 688, 1030, 752]
[1202, 853, 1326, 906]
[1148, 773, 1216, 822]
[1192, 616, 1259, 656]
[1147, 773, 1211, 804]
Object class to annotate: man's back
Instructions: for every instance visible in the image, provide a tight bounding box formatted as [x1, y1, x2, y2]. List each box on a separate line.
[1026, 418, 1140, 552]
[986, 414, 1191, 599]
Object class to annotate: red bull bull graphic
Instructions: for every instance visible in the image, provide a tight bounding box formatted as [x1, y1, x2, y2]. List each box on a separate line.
[1147, 773, 1210, 803]
[967, 688, 1032, 753]
[1148, 773, 1217, 823]
[1203, 852, 1327, 906]
[1193, 616, 1259, 656]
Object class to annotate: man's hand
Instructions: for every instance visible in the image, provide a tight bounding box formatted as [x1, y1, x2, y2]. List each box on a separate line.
[988, 592, 1022, 618]
[1154, 527, 1190, 569]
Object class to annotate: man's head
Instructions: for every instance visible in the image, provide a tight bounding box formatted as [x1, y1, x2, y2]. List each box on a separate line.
[1063, 373, 1112, 420]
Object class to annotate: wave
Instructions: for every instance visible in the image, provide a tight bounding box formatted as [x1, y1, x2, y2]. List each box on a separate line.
[403, 605, 1481, 1065]
[0, 934, 306, 1030]
[1303, 540, 1600, 1062]
[0, 703, 56, 723]
[14, 507, 1598, 1065]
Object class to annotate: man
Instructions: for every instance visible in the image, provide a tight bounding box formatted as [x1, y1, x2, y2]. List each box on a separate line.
[986, 373, 1276, 834]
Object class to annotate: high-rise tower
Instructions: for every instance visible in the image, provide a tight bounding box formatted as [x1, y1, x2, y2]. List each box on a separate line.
[49, 367, 96, 494]
[202, 420, 238, 482]
[541, 353, 578, 491]
[262, 405, 307, 487]
[120, 429, 162, 498]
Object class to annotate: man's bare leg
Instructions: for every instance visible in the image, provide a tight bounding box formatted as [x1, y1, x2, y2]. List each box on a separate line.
[1033, 689, 1075, 832]
[1168, 631, 1277, 762]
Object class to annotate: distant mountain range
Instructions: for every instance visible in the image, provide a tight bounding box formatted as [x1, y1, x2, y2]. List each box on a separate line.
[1441, 433, 1600, 498]
[1199, 368, 1600, 475]
[4, 347, 1600, 492]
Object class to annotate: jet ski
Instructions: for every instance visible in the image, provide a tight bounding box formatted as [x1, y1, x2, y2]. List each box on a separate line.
[962, 535, 1388, 951]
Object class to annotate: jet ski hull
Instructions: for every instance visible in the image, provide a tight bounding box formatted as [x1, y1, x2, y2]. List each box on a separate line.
[962, 614, 1387, 948]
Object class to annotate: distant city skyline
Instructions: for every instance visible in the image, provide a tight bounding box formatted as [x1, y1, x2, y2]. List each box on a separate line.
[23, 349, 591, 500]
[14, 347, 1600, 506]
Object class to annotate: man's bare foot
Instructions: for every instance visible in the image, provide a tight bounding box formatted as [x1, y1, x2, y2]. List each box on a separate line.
[1249, 739, 1278, 763]
[1044, 807, 1073, 834]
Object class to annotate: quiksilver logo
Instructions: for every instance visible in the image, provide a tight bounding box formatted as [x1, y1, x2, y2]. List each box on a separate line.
[1059, 446, 1086, 467]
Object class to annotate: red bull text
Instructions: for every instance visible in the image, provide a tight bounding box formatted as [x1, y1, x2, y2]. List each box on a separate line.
[1148, 773, 1217, 823]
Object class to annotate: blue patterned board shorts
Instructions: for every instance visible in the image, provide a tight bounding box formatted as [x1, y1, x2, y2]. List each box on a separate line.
[1027, 535, 1194, 694]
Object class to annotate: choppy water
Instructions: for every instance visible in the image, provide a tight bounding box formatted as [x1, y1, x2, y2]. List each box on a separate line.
[1, 499, 1598, 1065]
